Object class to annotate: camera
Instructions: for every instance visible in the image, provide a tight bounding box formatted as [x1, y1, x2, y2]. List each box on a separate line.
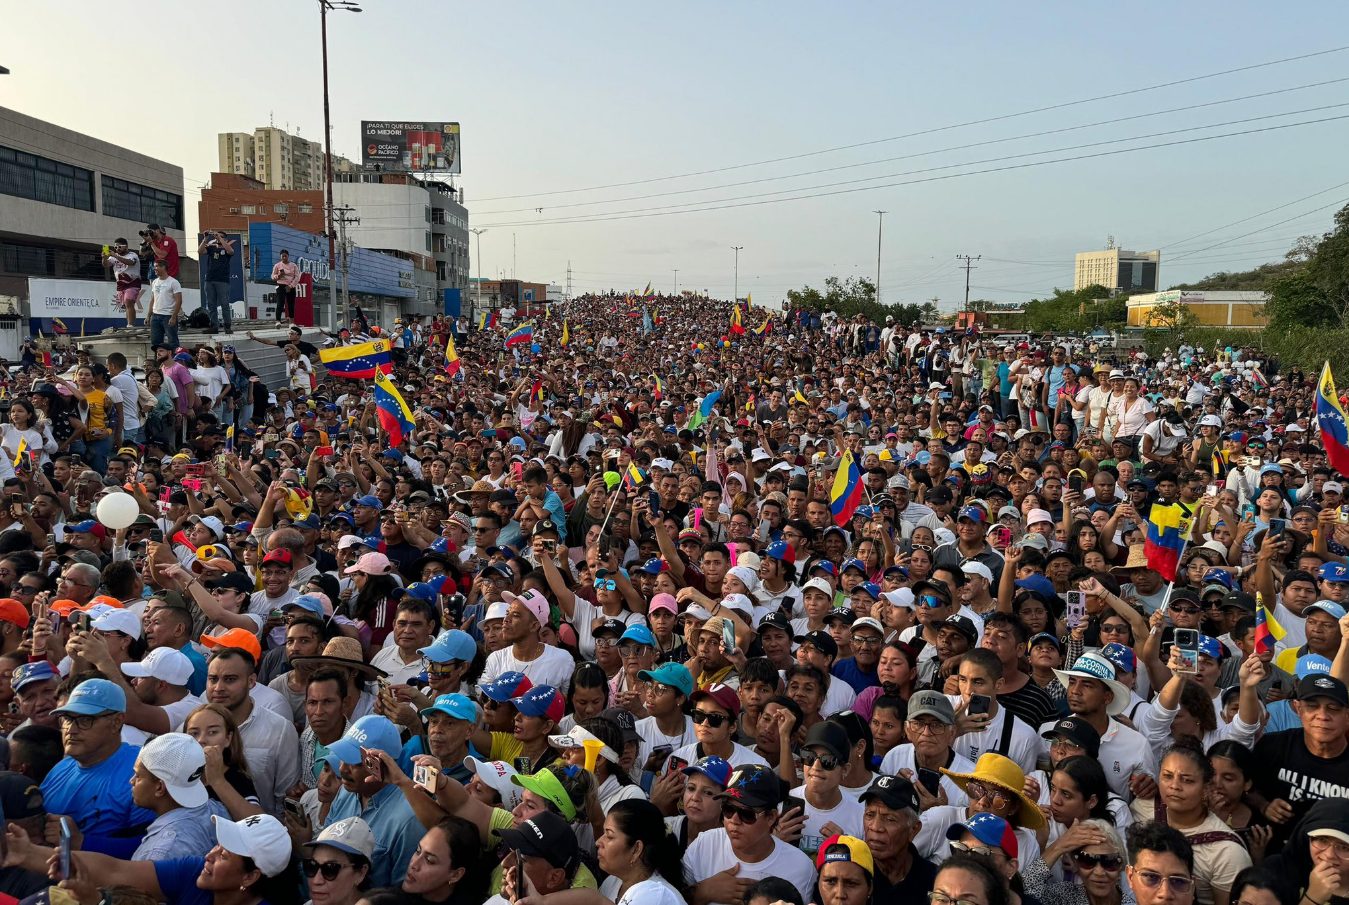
[137, 229, 150, 239]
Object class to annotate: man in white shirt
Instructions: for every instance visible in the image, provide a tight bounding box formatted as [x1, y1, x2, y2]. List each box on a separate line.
[203, 644, 299, 815]
[369, 598, 437, 685]
[948, 649, 1040, 775]
[479, 589, 575, 692]
[106, 352, 143, 446]
[147, 259, 182, 352]
[789, 721, 866, 855]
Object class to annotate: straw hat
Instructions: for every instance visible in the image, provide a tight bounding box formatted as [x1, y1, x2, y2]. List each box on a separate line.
[1110, 545, 1149, 574]
[289, 637, 387, 678]
[941, 753, 1046, 831]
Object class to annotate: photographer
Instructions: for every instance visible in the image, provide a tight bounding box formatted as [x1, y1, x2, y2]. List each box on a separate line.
[103, 238, 141, 329]
[198, 230, 236, 334]
[146, 222, 179, 278]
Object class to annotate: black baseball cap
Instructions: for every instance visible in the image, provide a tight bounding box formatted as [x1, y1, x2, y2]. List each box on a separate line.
[0, 771, 43, 819]
[796, 629, 839, 661]
[802, 721, 851, 762]
[207, 573, 254, 594]
[757, 611, 792, 636]
[1040, 717, 1102, 759]
[715, 764, 785, 810]
[594, 618, 627, 639]
[861, 774, 920, 812]
[495, 811, 580, 871]
[1298, 674, 1349, 706]
[1221, 592, 1256, 613]
[939, 614, 978, 645]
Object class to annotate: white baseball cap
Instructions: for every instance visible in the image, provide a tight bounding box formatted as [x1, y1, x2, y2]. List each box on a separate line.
[338, 534, 372, 551]
[1198, 414, 1223, 428]
[1027, 508, 1055, 527]
[961, 561, 994, 582]
[212, 814, 292, 877]
[91, 609, 142, 640]
[464, 757, 522, 809]
[483, 601, 511, 623]
[802, 577, 835, 598]
[1325, 482, 1344, 494]
[139, 733, 208, 808]
[883, 588, 915, 609]
[304, 816, 376, 860]
[121, 647, 194, 687]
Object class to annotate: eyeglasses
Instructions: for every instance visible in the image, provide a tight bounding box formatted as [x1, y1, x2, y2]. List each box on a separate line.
[918, 595, 947, 608]
[1131, 870, 1194, 894]
[950, 840, 1003, 858]
[1167, 604, 1201, 616]
[1310, 836, 1349, 857]
[300, 859, 349, 881]
[593, 637, 620, 649]
[56, 712, 113, 730]
[617, 643, 649, 657]
[595, 579, 618, 591]
[929, 891, 984, 905]
[964, 781, 1012, 807]
[906, 718, 947, 736]
[853, 635, 883, 647]
[801, 750, 841, 771]
[649, 683, 675, 696]
[691, 710, 730, 728]
[1073, 851, 1123, 872]
[721, 802, 766, 823]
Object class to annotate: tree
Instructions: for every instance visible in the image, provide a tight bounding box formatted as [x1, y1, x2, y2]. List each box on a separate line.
[1144, 298, 1199, 334]
[1021, 284, 1114, 333]
[1265, 204, 1349, 329]
[786, 277, 933, 326]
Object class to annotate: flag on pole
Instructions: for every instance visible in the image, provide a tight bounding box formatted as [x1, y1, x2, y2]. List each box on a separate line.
[505, 322, 533, 348]
[1251, 368, 1269, 389]
[651, 374, 663, 401]
[1317, 362, 1349, 475]
[830, 449, 864, 527]
[373, 370, 416, 447]
[443, 335, 461, 378]
[530, 378, 544, 402]
[753, 315, 774, 336]
[51, 318, 68, 335]
[623, 462, 646, 491]
[1144, 501, 1190, 582]
[642, 308, 653, 334]
[12, 439, 26, 468]
[746, 293, 753, 309]
[560, 321, 570, 348]
[642, 282, 655, 300]
[225, 426, 235, 453]
[794, 388, 809, 405]
[688, 390, 723, 430]
[730, 306, 744, 335]
[1253, 592, 1285, 654]
[318, 340, 393, 379]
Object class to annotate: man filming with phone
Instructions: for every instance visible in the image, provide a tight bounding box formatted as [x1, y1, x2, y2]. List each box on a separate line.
[103, 238, 141, 329]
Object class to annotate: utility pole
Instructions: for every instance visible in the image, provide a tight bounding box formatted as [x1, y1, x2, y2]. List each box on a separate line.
[565, 260, 572, 301]
[873, 211, 886, 304]
[318, 0, 361, 331]
[333, 205, 359, 324]
[672, 268, 679, 295]
[731, 246, 743, 304]
[471, 228, 487, 321]
[512, 233, 516, 279]
[956, 254, 981, 318]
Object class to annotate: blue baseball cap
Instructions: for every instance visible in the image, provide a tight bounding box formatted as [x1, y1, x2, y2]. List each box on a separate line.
[67, 520, 100, 534]
[1197, 635, 1223, 659]
[293, 514, 321, 530]
[419, 629, 477, 664]
[853, 581, 881, 600]
[328, 511, 355, 526]
[638, 558, 669, 575]
[428, 537, 452, 554]
[1306, 601, 1348, 621]
[1015, 574, 1058, 603]
[285, 595, 327, 617]
[11, 661, 57, 691]
[1296, 653, 1333, 679]
[637, 662, 694, 697]
[764, 541, 795, 563]
[1202, 569, 1234, 591]
[479, 671, 532, 703]
[326, 715, 403, 766]
[485, 545, 518, 558]
[1028, 632, 1064, 652]
[842, 558, 868, 575]
[1321, 563, 1349, 583]
[381, 449, 405, 462]
[419, 693, 479, 722]
[945, 812, 1019, 859]
[512, 685, 565, 722]
[619, 624, 655, 647]
[395, 582, 440, 603]
[353, 495, 383, 510]
[1101, 642, 1137, 674]
[811, 560, 838, 578]
[680, 755, 732, 788]
[51, 678, 126, 716]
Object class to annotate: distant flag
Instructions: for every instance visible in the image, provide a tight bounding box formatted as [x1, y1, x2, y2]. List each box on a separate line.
[224, 426, 235, 453]
[505, 322, 533, 348]
[478, 312, 488, 330]
[730, 305, 745, 335]
[1317, 362, 1349, 475]
[1251, 367, 1269, 389]
[560, 321, 570, 348]
[443, 334, 461, 378]
[1253, 592, 1285, 654]
[1144, 501, 1190, 582]
[530, 377, 545, 402]
[11, 439, 26, 468]
[41, 349, 52, 369]
[688, 390, 723, 430]
[652, 374, 664, 401]
[794, 388, 809, 405]
[373, 370, 416, 447]
[829, 449, 865, 527]
[318, 339, 394, 379]
[642, 282, 655, 300]
[51, 318, 68, 335]
[746, 293, 753, 309]
[753, 315, 774, 336]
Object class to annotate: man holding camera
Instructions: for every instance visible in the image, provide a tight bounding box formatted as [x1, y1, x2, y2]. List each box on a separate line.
[103, 238, 141, 329]
[147, 223, 179, 278]
[198, 230, 236, 334]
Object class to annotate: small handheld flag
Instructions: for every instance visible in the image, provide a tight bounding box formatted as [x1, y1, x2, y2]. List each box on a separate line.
[1253, 592, 1285, 654]
[443, 335, 461, 378]
[1144, 502, 1190, 582]
[51, 318, 68, 335]
[623, 462, 646, 491]
[225, 426, 235, 453]
[560, 321, 570, 348]
[1317, 362, 1349, 476]
[729, 306, 745, 335]
[753, 315, 774, 336]
[652, 374, 664, 401]
[12, 439, 26, 467]
[505, 322, 533, 348]
[830, 449, 865, 527]
[688, 390, 723, 430]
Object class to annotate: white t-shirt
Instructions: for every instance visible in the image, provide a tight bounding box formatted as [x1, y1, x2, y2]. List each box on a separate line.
[1038, 715, 1156, 798]
[879, 744, 973, 808]
[669, 741, 768, 772]
[122, 693, 203, 746]
[150, 276, 182, 316]
[790, 784, 865, 855]
[600, 874, 685, 905]
[946, 698, 1040, 776]
[570, 597, 645, 660]
[1109, 395, 1155, 438]
[636, 714, 696, 758]
[683, 828, 818, 905]
[480, 643, 576, 693]
[110, 371, 142, 431]
[369, 645, 426, 686]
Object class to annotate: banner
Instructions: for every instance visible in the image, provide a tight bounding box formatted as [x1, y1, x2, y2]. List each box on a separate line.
[361, 121, 461, 174]
[27, 278, 201, 333]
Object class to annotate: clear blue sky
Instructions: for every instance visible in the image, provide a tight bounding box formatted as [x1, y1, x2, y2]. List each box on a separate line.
[6, 1, 1349, 308]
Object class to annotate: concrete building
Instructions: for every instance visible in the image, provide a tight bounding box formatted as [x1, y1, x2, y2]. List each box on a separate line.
[217, 126, 353, 192]
[1127, 289, 1268, 329]
[1074, 247, 1161, 294]
[198, 173, 326, 237]
[0, 106, 191, 308]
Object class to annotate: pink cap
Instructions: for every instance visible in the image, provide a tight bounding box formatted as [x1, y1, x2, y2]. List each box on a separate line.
[502, 589, 550, 627]
[1027, 509, 1054, 527]
[344, 552, 393, 576]
[649, 593, 678, 614]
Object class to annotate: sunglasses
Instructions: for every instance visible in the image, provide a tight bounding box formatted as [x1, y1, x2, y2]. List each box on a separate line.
[300, 860, 349, 881]
[912, 544, 934, 552]
[964, 781, 1012, 807]
[617, 643, 649, 657]
[595, 579, 618, 591]
[1167, 604, 1200, 616]
[691, 710, 730, 728]
[1074, 851, 1123, 872]
[721, 802, 766, 823]
[918, 595, 947, 608]
[801, 750, 841, 771]
[1132, 871, 1194, 894]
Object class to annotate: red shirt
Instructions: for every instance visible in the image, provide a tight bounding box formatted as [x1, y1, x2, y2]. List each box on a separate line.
[155, 235, 180, 277]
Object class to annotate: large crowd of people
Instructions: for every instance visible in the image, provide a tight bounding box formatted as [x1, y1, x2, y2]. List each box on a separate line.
[0, 284, 1343, 905]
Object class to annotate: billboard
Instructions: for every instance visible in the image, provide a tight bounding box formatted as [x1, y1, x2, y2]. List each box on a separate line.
[361, 121, 461, 174]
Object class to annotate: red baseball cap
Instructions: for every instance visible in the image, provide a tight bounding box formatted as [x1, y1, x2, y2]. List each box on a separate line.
[261, 549, 293, 567]
[690, 682, 741, 717]
[0, 599, 29, 629]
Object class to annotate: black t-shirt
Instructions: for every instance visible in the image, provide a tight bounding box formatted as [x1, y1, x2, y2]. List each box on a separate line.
[998, 679, 1059, 731]
[871, 846, 938, 903]
[203, 245, 232, 282]
[1252, 729, 1349, 847]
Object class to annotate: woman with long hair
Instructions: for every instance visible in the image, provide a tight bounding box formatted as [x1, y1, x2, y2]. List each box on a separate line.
[1206, 740, 1272, 861]
[596, 798, 689, 903]
[192, 347, 231, 423]
[346, 553, 401, 648]
[400, 816, 489, 905]
[31, 383, 84, 458]
[183, 702, 264, 820]
[2, 398, 56, 468]
[54, 365, 112, 472]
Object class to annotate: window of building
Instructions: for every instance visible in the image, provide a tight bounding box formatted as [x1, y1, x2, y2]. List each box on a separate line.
[0, 144, 95, 212]
[298, 203, 313, 214]
[241, 204, 256, 215]
[1, 243, 53, 276]
[101, 175, 182, 228]
[426, 231, 432, 252]
[425, 206, 431, 223]
[273, 204, 288, 214]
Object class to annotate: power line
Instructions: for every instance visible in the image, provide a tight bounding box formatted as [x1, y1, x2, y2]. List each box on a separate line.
[472, 44, 1349, 203]
[477, 113, 1349, 228]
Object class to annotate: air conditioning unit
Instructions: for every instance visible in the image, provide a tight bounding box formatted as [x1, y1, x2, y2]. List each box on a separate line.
[229, 208, 240, 214]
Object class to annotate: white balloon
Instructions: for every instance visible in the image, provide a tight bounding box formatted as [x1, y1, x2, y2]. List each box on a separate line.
[96, 492, 140, 530]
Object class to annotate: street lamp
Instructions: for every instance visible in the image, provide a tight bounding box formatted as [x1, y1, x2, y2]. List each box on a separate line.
[731, 246, 743, 305]
[320, 0, 360, 332]
[471, 228, 487, 321]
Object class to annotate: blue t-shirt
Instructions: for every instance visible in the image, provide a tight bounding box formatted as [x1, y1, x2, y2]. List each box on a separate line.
[180, 644, 208, 696]
[997, 362, 1012, 396]
[831, 658, 880, 694]
[41, 744, 156, 855]
[154, 858, 210, 905]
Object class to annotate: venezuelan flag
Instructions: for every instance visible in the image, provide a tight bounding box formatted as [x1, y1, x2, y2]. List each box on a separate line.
[373, 370, 416, 447]
[1317, 362, 1349, 475]
[794, 389, 809, 405]
[753, 316, 774, 336]
[1254, 592, 1285, 654]
[444, 335, 461, 378]
[623, 462, 646, 491]
[730, 305, 745, 335]
[830, 449, 864, 527]
[530, 378, 544, 402]
[1144, 501, 1190, 582]
[225, 426, 235, 453]
[51, 318, 68, 335]
[652, 374, 663, 401]
[319, 340, 393, 379]
[505, 322, 533, 348]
